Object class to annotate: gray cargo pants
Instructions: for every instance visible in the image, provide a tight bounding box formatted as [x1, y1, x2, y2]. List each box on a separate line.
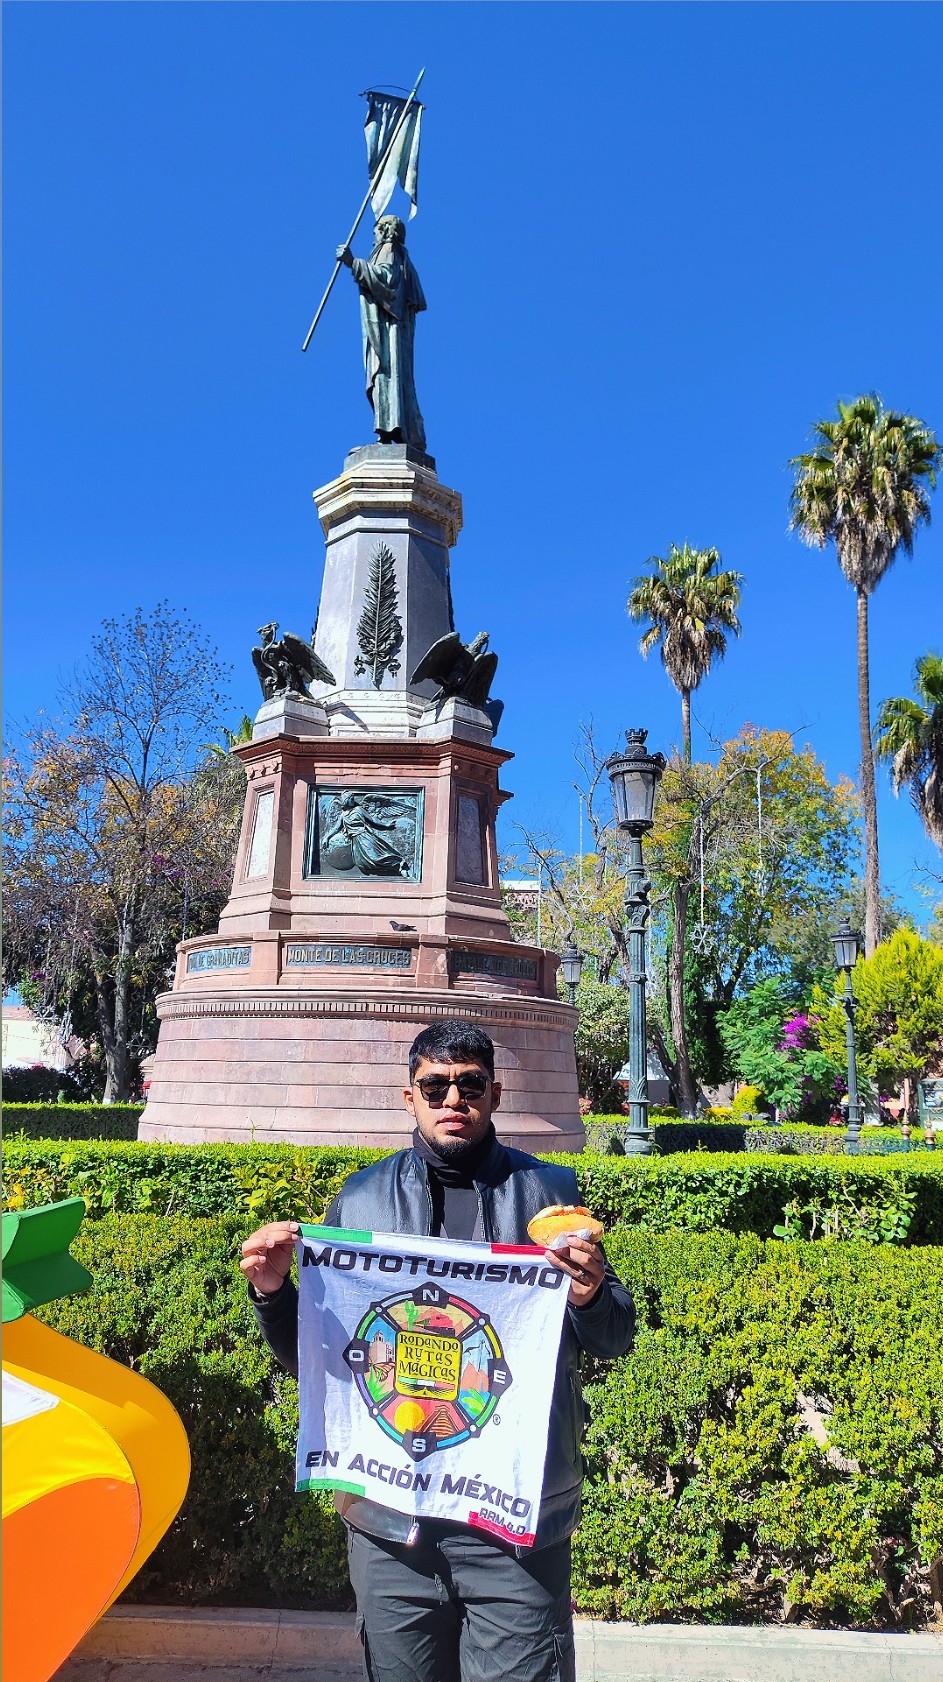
[346, 1524, 576, 1682]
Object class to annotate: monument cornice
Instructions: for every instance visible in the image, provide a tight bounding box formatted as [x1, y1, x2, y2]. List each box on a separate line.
[313, 458, 463, 548]
[155, 988, 575, 1031]
[234, 733, 513, 771]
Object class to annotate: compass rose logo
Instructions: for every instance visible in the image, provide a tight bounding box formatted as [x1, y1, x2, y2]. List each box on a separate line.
[343, 1281, 512, 1461]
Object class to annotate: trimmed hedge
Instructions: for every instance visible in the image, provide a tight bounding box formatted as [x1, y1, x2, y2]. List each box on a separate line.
[2, 1103, 144, 1141]
[1, 1067, 92, 1103]
[4, 1139, 943, 1244]
[586, 1117, 928, 1157]
[34, 1214, 943, 1626]
[7, 1104, 927, 1158]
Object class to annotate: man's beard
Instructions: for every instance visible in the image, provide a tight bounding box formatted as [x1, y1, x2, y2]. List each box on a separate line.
[428, 1130, 481, 1160]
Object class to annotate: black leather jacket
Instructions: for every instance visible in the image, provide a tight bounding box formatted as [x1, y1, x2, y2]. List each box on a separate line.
[252, 1134, 635, 1550]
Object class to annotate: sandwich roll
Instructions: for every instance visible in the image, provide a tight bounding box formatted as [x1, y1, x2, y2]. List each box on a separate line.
[527, 1204, 605, 1250]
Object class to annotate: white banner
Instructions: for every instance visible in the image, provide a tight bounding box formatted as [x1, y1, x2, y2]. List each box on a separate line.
[295, 1224, 571, 1547]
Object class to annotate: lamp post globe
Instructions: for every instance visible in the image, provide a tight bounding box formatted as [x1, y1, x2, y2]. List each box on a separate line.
[833, 918, 862, 975]
[606, 728, 667, 832]
[607, 730, 665, 1157]
[560, 937, 584, 1010]
[832, 917, 863, 1154]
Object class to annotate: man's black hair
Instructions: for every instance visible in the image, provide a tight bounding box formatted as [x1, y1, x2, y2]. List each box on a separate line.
[408, 1020, 496, 1082]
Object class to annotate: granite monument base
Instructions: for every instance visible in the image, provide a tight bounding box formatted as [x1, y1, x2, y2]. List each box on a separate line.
[139, 982, 582, 1152]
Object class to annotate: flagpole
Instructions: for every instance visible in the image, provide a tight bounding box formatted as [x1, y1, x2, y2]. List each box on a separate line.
[301, 67, 425, 353]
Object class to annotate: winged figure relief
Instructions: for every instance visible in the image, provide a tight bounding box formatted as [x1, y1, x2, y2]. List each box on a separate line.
[252, 622, 336, 701]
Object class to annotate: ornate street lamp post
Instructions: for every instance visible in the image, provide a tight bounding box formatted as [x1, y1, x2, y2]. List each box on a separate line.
[607, 729, 666, 1156]
[833, 918, 863, 1155]
[559, 937, 584, 1010]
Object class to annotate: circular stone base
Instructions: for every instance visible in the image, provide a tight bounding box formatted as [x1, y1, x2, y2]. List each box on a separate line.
[139, 984, 584, 1154]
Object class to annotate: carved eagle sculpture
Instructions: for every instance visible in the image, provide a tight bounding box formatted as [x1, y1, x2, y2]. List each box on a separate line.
[410, 631, 498, 705]
[409, 630, 503, 734]
[252, 622, 336, 701]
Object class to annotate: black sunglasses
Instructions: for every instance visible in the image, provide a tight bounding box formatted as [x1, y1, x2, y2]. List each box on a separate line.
[415, 1073, 491, 1104]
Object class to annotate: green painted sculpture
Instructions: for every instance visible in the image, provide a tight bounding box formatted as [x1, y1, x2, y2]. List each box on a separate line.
[337, 216, 427, 452]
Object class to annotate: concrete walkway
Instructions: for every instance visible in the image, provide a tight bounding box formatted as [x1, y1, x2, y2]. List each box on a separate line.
[53, 1606, 943, 1682]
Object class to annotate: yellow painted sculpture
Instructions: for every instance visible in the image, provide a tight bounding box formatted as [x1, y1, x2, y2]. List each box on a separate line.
[2, 1198, 190, 1682]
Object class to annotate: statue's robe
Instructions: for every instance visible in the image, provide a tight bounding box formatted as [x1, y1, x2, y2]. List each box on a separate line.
[351, 238, 426, 451]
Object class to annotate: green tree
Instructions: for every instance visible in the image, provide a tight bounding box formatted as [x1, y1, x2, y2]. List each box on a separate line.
[3, 605, 240, 1102]
[627, 543, 743, 765]
[570, 979, 631, 1111]
[627, 544, 743, 1111]
[789, 395, 941, 955]
[510, 725, 857, 1112]
[646, 728, 858, 1107]
[874, 653, 943, 850]
[812, 929, 943, 1116]
[205, 714, 254, 759]
[718, 977, 842, 1119]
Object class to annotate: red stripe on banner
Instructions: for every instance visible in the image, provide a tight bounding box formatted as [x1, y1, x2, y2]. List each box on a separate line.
[490, 1244, 542, 1255]
[468, 1511, 536, 1547]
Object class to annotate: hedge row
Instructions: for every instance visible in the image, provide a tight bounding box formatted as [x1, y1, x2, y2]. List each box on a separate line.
[5, 1139, 943, 1243]
[2, 1103, 144, 1141]
[35, 1214, 943, 1626]
[7, 1103, 927, 1157]
[7, 1107, 927, 1160]
[585, 1119, 929, 1157]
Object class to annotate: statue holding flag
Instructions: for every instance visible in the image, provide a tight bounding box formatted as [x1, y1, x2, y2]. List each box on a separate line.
[303, 78, 429, 453]
[337, 217, 427, 452]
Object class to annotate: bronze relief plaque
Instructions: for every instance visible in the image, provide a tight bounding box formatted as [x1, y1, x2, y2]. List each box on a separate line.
[305, 786, 424, 881]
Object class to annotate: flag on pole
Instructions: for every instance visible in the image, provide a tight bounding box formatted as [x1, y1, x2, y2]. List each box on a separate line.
[363, 90, 422, 220]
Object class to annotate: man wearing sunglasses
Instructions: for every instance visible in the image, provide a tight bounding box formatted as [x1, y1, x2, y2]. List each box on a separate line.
[242, 1019, 634, 1682]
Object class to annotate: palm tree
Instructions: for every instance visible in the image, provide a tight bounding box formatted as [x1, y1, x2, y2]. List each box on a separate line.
[789, 395, 941, 953]
[627, 543, 743, 764]
[874, 654, 943, 850]
[204, 715, 254, 759]
[627, 545, 742, 1115]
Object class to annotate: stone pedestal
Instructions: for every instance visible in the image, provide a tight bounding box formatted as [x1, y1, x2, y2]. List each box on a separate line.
[311, 444, 462, 700]
[253, 693, 328, 741]
[140, 446, 583, 1153]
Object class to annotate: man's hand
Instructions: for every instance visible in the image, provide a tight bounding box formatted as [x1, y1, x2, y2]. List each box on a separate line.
[336, 245, 353, 268]
[543, 1236, 606, 1307]
[241, 1221, 299, 1297]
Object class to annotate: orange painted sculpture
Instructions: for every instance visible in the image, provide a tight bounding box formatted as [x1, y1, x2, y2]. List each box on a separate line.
[2, 1198, 190, 1682]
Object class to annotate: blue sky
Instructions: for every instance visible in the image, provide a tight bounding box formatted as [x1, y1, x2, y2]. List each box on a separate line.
[5, 2, 942, 923]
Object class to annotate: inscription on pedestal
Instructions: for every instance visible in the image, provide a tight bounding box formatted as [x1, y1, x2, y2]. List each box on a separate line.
[286, 944, 413, 970]
[187, 946, 253, 974]
[450, 951, 538, 981]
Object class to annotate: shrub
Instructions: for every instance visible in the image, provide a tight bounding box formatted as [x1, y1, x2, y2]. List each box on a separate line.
[648, 1122, 928, 1159]
[2, 1103, 144, 1141]
[5, 1139, 943, 1244]
[719, 978, 842, 1122]
[731, 1085, 765, 1118]
[38, 1213, 350, 1610]
[572, 981, 631, 1112]
[34, 1215, 943, 1626]
[578, 1227, 943, 1625]
[1, 1067, 92, 1103]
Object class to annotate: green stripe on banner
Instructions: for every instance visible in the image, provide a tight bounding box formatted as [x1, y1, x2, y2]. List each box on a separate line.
[297, 1478, 367, 1496]
[299, 1223, 373, 1244]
